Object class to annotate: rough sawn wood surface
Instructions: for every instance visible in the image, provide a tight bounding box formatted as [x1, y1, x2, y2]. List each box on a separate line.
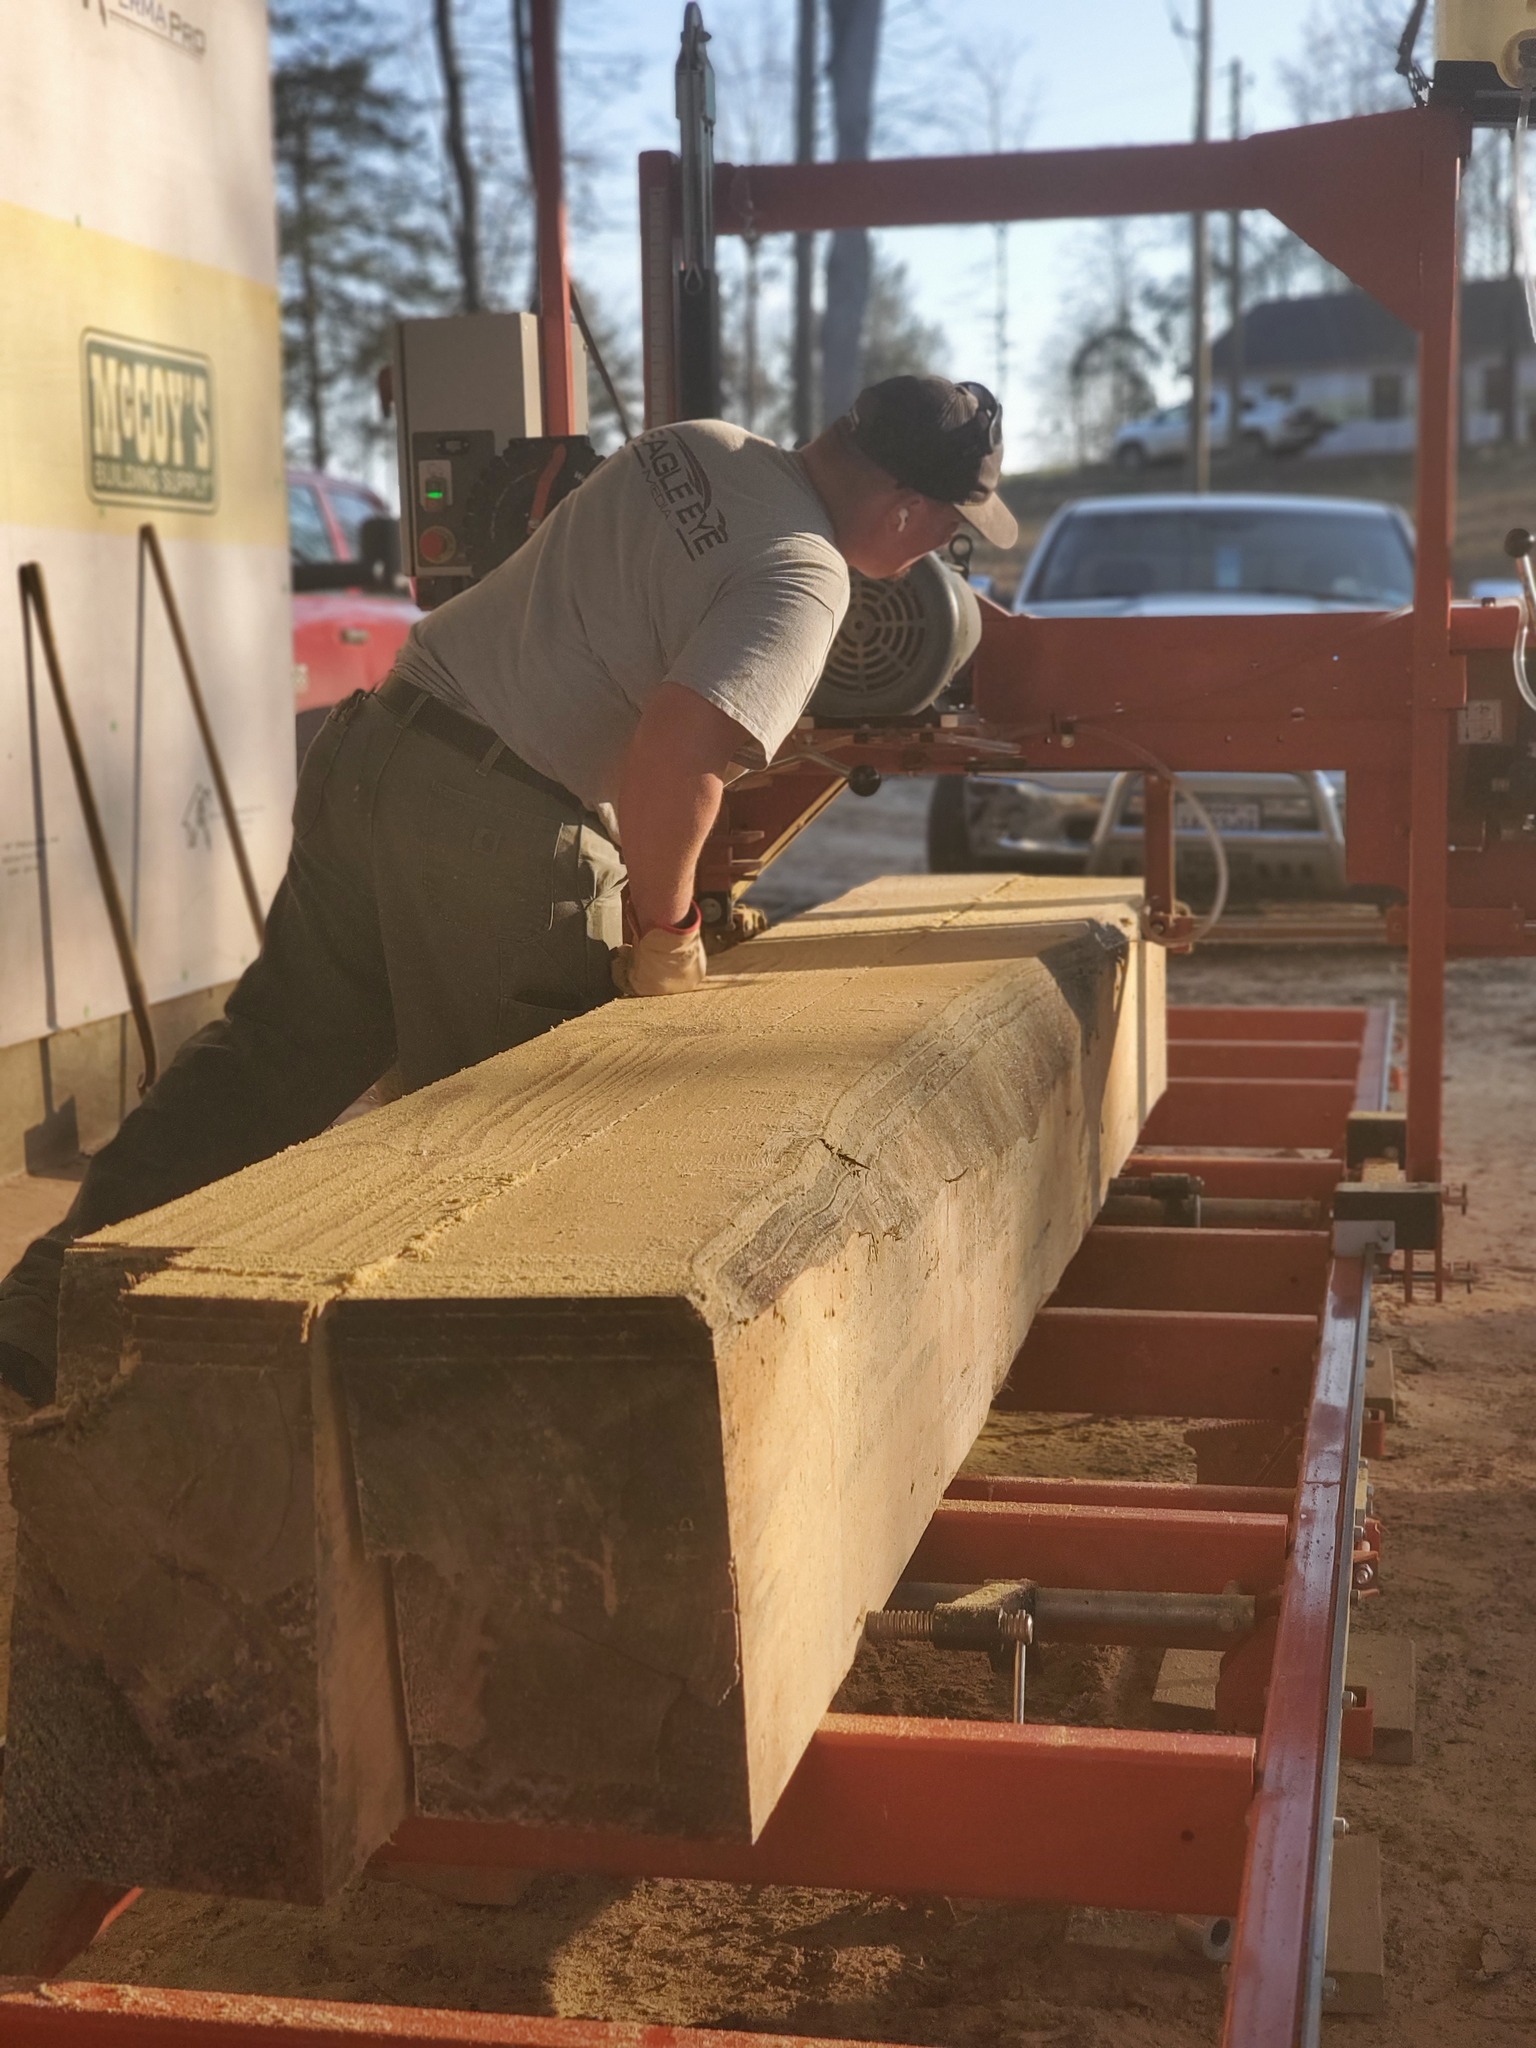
[3, 875, 1163, 1902]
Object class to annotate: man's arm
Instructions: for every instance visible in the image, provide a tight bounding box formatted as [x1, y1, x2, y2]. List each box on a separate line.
[616, 681, 753, 934]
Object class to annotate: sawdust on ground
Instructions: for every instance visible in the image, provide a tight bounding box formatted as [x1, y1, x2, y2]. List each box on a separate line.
[4, 942, 1535, 2047]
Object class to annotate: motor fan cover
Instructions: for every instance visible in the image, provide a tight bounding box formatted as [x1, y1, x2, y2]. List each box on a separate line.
[809, 553, 982, 722]
[464, 436, 604, 582]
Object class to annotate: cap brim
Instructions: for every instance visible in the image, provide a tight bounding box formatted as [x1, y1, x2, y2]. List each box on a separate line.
[958, 489, 1018, 550]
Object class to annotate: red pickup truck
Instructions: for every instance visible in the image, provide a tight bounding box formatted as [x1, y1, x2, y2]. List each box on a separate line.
[289, 468, 418, 763]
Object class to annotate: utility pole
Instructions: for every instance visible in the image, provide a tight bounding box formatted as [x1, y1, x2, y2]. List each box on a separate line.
[792, 0, 817, 444]
[1227, 58, 1245, 463]
[1188, 0, 1212, 492]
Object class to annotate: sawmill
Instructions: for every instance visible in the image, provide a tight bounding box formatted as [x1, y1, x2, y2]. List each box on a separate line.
[2, 4, 1535, 2047]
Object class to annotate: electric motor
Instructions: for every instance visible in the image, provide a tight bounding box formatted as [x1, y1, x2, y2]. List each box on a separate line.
[809, 554, 982, 723]
[1433, 0, 1536, 115]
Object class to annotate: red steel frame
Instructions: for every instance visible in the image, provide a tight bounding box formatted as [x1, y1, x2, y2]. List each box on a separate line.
[0, 77, 1447, 2048]
[643, 107, 1536, 1187]
[0, 1007, 1385, 2048]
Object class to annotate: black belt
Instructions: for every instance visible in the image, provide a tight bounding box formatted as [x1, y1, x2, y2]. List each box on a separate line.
[377, 674, 586, 812]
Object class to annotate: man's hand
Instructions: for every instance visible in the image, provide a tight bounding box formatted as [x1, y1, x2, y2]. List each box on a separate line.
[613, 684, 754, 997]
[612, 905, 708, 998]
[616, 683, 752, 936]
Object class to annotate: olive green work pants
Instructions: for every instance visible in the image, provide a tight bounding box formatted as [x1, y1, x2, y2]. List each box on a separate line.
[0, 687, 623, 1402]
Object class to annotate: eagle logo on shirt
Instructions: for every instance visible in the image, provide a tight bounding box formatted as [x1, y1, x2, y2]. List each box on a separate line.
[634, 431, 731, 559]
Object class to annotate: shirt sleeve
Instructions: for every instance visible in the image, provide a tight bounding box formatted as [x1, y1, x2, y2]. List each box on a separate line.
[667, 546, 850, 768]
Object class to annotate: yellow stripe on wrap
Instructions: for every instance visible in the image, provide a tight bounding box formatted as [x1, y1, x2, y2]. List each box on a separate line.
[0, 198, 285, 547]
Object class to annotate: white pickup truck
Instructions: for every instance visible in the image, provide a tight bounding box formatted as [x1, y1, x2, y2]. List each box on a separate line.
[1112, 390, 1326, 467]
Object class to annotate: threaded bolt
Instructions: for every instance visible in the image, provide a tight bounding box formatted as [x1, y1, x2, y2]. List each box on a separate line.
[864, 1610, 935, 1644]
[863, 1608, 1032, 1647]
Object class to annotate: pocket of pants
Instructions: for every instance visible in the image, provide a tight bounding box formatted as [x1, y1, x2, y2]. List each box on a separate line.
[418, 779, 565, 940]
[292, 692, 366, 840]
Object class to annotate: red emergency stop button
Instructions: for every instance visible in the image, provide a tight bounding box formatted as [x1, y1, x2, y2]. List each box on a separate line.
[419, 525, 458, 565]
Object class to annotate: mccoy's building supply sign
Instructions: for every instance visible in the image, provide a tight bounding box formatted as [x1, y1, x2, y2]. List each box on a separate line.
[84, 333, 216, 509]
[0, 0, 290, 1054]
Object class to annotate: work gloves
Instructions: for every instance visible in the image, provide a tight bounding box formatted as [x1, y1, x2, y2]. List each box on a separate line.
[611, 903, 708, 998]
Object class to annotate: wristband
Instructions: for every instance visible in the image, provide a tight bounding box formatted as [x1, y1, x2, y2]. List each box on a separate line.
[658, 901, 702, 936]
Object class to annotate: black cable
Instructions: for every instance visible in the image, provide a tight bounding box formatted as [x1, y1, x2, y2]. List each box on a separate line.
[571, 285, 635, 441]
[1396, 0, 1430, 105]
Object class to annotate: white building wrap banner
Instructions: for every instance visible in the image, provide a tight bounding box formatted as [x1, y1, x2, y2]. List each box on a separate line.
[0, 0, 291, 1050]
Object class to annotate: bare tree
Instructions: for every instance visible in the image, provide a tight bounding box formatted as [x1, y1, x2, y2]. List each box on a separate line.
[1039, 222, 1160, 466]
[433, 0, 484, 312]
[859, 250, 950, 386]
[1277, 0, 1412, 124]
[272, 3, 454, 471]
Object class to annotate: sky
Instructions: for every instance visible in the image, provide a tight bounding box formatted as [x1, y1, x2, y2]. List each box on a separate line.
[547, 0, 1358, 460]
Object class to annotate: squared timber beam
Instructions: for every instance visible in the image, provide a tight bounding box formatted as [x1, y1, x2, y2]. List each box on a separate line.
[4, 876, 1163, 1900]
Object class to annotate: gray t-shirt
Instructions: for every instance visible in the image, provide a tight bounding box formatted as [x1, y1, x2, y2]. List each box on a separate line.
[392, 420, 850, 809]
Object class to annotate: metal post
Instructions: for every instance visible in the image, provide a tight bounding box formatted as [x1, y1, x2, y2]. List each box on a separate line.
[1227, 60, 1245, 453]
[138, 526, 265, 944]
[675, 3, 720, 419]
[638, 150, 681, 428]
[792, 0, 817, 443]
[1188, 0, 1212, 492]
[1405, 124, 1463, 1184]
[530, 0, 577, 437]
[1143, 772, 1178, 937]
[18, 564, 158, 1095]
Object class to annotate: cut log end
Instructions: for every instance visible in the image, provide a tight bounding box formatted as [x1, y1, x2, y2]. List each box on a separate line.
[4, 876, 1163, 1899]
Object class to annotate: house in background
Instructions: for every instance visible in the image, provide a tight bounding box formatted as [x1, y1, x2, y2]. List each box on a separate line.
[1211, 278, 1536, 456]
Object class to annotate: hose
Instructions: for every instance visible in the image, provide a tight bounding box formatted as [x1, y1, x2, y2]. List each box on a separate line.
[1079, 725, 1231, 942]
[1515, 611, 1536, 716]
[1516, 87, 1536, 347]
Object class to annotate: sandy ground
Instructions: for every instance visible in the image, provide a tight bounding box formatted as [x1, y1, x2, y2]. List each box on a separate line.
[2, 785, 1533, 2045]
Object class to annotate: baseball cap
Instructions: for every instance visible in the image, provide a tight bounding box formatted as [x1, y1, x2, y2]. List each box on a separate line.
[844, 375, 1018, 549]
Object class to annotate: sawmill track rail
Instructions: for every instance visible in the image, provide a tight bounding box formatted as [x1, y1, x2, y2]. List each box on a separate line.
[0, 1002, 1391, 2048]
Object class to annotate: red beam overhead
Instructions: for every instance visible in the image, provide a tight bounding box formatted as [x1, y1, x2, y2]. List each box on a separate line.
[972, 609, 1422, 737]
[908, 1498, 1289, 1595]
[1001, 1307, 1318, 1423]
[801, 718, 1413, 777]
[712, 111, 1465, 325]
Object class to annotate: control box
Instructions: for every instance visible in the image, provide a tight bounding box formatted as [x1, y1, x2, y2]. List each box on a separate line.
[391, 313, 589, 606]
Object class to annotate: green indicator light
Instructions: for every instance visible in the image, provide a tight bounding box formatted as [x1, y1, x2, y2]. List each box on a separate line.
[425, 485, 445, 501]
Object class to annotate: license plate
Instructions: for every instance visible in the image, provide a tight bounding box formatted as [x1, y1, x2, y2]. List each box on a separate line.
[1181, 799, 1260, 833]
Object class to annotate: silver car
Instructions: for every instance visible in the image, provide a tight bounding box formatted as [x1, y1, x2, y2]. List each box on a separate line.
[929, 493, 1414, 901]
